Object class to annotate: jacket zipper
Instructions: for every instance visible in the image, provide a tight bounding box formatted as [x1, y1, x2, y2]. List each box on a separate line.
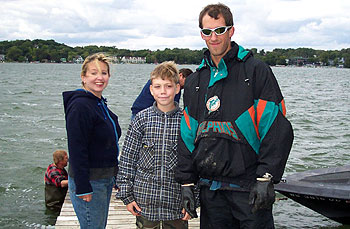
[159, 114, 168, 219]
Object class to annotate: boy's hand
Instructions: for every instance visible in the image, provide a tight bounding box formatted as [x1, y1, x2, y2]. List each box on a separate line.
[126, 201, 141, 216]
[181, 208, 192, 221]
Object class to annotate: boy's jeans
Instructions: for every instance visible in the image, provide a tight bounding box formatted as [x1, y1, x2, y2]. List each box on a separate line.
[68, 176, 115, 229]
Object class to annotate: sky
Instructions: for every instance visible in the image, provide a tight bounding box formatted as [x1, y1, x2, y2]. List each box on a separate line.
[1, 0, 350, 51]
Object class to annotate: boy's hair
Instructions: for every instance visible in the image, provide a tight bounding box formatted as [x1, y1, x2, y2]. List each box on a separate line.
[199, 3, 233, 29]
[150, 61, 179, 84]
[53, 150, 67, 165]
[81, 53, 111, 86]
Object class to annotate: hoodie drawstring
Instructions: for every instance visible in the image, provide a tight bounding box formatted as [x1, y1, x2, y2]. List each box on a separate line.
[100, 100, 120, 153]
[98, 102, 107, 120]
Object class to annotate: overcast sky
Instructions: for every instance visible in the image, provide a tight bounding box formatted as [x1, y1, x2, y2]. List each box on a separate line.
[1, 0, 349, 51]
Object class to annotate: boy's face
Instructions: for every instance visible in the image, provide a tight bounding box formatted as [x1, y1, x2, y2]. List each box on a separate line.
[150, 77, 180, 112]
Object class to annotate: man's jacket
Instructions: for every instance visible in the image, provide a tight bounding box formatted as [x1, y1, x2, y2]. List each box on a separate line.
[175, 42, 294, 189]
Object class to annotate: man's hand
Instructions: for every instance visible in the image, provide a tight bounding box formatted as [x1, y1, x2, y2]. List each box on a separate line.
[181, 184, 198, 218]
[249, 173, 275, 213]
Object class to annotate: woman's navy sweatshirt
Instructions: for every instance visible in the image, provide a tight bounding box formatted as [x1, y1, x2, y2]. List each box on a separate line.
[63, 89, 121, 195]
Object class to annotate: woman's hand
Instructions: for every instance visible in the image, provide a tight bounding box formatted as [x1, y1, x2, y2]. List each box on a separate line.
[79, 194, 92, 202]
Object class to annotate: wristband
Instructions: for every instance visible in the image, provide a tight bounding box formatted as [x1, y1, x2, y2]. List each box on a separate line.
[257, 173, 273, 181]
[182, 183, 195, 187]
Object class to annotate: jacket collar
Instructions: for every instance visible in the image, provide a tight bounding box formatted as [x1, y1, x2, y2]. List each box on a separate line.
[152, 101, 181, 117]
[198, 41, 251, 70]
[197, 41, 252, 87]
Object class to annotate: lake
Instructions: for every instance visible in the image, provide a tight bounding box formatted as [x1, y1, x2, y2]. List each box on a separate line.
[0, 63, 349, 228]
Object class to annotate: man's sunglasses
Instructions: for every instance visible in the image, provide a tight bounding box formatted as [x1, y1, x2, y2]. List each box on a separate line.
[201, 26, 232, 36]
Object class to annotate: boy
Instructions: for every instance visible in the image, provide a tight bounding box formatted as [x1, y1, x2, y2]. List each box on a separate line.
[44, 149, 69, 210]
[117, 61, 190, 228]
[131, 68, 193, 120]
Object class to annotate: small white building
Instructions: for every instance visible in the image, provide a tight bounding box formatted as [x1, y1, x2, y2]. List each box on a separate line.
[121, 56, 146, 64]
[74, 56, 84, 64]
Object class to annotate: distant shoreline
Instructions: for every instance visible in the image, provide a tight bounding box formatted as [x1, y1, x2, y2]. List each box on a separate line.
[1, 39, 349, 68]
[1, 61, 347, 70]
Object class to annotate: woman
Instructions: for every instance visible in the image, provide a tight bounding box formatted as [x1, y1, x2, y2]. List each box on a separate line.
[63, 53, 121, 228]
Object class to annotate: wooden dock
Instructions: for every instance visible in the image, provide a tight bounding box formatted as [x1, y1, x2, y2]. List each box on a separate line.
[55, 190, 200, 228]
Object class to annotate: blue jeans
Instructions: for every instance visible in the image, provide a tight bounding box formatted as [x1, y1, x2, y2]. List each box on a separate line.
[68, 176, 115, 229]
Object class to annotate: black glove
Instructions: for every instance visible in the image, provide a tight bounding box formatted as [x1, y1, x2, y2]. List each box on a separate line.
[181, 185, 198, 218]
[249, 174, 275, 213]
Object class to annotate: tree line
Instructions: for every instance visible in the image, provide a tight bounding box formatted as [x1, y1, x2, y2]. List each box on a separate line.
[1, 39, 350, 68]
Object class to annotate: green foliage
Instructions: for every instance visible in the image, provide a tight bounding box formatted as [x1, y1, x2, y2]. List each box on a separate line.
[0, 39, 349, 68]
[0, 39, 204, 64]
[344, 53, 350, 68]
[6, 46, 23, 61]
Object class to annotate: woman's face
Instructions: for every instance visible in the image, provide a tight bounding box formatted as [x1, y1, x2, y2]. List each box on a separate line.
[81, 60, 109, 98]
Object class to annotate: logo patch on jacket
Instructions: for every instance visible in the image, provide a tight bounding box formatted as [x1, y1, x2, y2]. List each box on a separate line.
[206, 96, 220, 113]
[197, 121, 239, 141]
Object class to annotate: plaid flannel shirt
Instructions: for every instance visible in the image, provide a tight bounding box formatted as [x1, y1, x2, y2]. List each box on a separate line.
[117, 102, 183, 221]
[45, 163, 68, 187]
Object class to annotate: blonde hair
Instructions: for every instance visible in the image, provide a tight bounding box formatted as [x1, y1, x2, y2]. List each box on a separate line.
[150, 61, 179, 84]
[81, 53, 111, 86]
[53, 150, 67, 164]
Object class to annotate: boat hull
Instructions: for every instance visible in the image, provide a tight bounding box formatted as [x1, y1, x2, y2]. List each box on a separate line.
[275, 165, 350, 225]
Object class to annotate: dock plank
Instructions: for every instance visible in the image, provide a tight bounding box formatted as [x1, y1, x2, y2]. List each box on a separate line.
[55, 190, 200, 228]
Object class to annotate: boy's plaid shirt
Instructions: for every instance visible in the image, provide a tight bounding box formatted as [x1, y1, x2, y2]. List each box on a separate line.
[45, 163, 68, 187]
[117, 103, 184, 221]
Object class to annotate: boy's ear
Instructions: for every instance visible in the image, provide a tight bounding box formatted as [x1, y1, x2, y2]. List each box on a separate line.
[149, 84, 154, 96]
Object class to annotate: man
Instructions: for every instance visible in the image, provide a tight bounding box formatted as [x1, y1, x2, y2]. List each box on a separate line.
[131, 68, 193, 119]
[44, 150, 68, 210]
[175, 3, 294, 228]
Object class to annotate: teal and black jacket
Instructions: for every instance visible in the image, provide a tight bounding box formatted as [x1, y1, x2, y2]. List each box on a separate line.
[175, 42, 293, 189]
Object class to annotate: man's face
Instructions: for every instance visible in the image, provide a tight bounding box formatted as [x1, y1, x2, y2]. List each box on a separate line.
[201, 13, 234, 64]
[179, 73, 186, 89]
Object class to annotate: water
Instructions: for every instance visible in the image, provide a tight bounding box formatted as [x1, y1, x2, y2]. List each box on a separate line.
[0, 63, 349, 228]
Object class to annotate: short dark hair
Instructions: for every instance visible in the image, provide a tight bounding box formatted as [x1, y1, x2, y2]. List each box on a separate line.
[179, 68, 193, 78]
[199, 3, 233, 29]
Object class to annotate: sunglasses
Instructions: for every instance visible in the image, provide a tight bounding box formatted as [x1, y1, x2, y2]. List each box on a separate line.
[201, 26, 232, 36]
